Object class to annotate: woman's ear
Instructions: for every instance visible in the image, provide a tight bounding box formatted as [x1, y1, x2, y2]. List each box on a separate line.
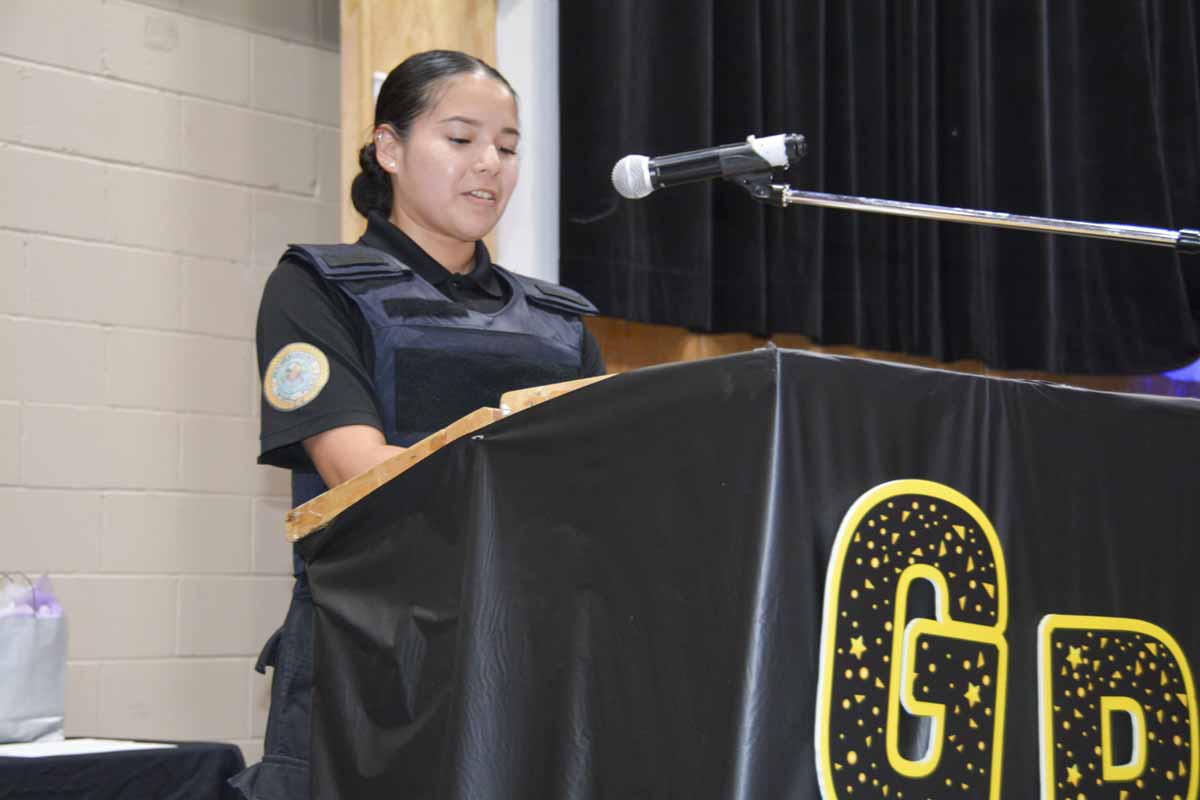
[374, 125, 403, 176]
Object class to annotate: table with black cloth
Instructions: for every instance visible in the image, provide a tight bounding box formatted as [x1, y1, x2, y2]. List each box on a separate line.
[0, 740, 245, 799]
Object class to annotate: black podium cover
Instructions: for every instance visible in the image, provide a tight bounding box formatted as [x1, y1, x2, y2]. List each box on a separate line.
[299, 349, 1199, 799]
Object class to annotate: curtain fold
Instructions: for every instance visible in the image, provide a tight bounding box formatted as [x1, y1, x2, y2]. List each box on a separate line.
[560, 1, 1200, 373]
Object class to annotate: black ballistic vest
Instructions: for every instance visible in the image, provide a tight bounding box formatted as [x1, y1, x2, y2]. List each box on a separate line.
[285, 244, 596, 509]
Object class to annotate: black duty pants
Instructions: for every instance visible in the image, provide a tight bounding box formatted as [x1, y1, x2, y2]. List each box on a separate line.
[228, 574, 313, 800]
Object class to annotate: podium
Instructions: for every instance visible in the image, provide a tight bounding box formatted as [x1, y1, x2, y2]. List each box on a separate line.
[289, 348, 1200, 799]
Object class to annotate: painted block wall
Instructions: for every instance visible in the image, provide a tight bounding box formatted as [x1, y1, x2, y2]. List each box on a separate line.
[0, 0, 339, 763]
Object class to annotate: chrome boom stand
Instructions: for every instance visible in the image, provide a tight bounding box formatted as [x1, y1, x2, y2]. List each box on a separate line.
[733, 175, 1200, 254]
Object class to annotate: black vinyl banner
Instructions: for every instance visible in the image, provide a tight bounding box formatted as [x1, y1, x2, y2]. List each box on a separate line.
[299, 349, 1200, 799]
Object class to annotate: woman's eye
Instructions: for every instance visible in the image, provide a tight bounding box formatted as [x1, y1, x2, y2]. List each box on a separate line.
[500, 147, 518, 156]
[448, 137, 470, 145]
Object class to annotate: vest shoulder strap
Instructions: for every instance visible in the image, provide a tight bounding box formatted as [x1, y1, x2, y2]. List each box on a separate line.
[285, 244, 412, 280]
[502, 267, 598, 316]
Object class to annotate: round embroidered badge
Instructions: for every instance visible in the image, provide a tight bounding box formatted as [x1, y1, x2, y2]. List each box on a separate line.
[264, 343, 329, 412]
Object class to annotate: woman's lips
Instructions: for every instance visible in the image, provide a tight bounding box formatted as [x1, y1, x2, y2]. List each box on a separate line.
[464, 189, 497, 203]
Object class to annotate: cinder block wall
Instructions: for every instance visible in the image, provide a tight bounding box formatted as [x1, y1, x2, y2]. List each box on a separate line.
[0, 0, 339, 762]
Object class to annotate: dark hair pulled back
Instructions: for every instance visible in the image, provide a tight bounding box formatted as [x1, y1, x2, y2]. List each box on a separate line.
[350, 50, 517, 219]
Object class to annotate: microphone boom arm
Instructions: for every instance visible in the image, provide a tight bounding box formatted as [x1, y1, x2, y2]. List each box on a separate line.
[742, 179, 1200, 255]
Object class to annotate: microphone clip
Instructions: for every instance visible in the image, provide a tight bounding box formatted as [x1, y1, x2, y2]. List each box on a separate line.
[727, 171, 788, 206]
[723, 135, 804, 206]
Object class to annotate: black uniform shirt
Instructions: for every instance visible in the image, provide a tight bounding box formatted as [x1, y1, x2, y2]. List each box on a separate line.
[256, 213, 606, 470]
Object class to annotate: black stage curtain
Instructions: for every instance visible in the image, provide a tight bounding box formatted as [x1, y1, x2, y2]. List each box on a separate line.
[559, 1, 1200, 373]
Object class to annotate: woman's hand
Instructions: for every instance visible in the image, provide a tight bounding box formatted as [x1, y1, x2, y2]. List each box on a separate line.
[302, 425, 406, 488]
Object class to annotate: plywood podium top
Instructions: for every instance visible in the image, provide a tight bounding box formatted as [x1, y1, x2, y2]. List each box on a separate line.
[284, 375, 612, 542]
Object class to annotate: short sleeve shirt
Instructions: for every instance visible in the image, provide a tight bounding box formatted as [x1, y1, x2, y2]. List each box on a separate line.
[256, 214, 606, 470]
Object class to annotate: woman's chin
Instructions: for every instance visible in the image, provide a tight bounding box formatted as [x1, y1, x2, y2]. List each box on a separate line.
[456, 199, 509, 238]
[451, 220, 500, 242]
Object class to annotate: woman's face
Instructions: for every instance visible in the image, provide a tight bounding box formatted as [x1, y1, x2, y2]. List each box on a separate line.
[379, 72, 520, 246]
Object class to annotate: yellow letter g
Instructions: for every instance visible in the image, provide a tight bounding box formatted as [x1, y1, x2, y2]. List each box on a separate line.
[816, 480, 1009, 800]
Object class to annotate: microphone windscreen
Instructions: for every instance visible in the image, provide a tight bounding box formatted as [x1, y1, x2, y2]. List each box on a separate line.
[611, 155, 653, 199]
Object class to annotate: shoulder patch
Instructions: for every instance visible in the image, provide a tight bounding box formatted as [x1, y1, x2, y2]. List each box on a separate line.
[264, 342, 330, 412]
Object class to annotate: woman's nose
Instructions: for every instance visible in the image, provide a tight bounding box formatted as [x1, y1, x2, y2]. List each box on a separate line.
[475, 145, 501, 173]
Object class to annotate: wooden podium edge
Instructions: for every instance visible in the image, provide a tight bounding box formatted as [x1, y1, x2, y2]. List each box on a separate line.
[498, 374, 611, 414]
[284, 374, 612, 542]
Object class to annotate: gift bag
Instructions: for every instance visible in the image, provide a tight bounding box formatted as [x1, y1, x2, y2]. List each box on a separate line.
[0, 574, 67, 743]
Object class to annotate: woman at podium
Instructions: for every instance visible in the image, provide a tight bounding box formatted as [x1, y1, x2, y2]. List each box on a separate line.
[230, 49, 605, 799]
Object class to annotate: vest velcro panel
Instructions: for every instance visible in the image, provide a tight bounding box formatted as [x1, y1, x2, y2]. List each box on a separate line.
[504, 270, 599, 316]
[287, 244, 412, 280]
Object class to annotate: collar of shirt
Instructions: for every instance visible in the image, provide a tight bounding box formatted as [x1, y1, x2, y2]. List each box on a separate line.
[359, 213, 504, 299]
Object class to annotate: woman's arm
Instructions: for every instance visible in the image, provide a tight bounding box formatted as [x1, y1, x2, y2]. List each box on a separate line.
[302, 424, 406, 488]
[257, 259, 385, 472]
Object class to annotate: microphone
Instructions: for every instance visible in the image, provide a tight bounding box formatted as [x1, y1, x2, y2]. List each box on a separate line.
[611, 133, 806, 199]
